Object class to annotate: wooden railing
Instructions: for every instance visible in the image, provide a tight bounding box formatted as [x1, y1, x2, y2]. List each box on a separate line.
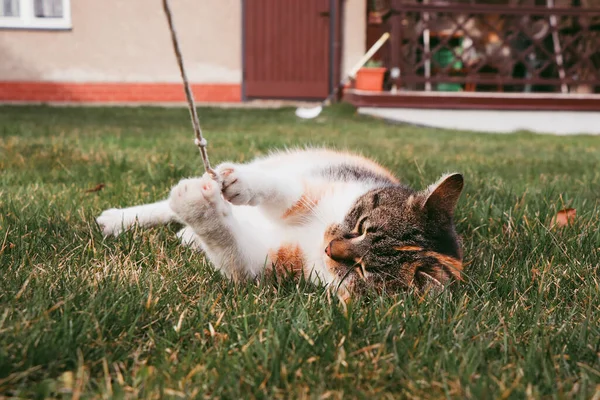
[373, 1, 600, 94]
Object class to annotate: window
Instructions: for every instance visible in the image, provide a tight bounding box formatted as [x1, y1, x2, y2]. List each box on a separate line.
[0, 0, 71, 29]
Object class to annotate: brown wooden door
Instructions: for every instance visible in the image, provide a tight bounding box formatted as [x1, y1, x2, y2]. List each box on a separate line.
[243, 0, 332, 100]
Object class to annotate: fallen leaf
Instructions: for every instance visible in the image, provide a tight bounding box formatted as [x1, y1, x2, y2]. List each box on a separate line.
[550, 208, 576, 228]
[84, 184, 105, 193]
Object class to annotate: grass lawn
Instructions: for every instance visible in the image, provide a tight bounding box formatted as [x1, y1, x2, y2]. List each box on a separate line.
[1, 104, 599, 399]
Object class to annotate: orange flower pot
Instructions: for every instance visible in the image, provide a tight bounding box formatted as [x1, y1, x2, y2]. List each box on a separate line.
[355, 67, 386, 92]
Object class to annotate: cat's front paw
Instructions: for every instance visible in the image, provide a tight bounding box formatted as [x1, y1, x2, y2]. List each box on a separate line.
[169, 174, 230, 226]
[217, 163, 262, 206]
[96, 208, 131, 237]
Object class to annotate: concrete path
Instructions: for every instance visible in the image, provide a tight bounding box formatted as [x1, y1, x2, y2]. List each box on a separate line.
[358, 107, 600, 135]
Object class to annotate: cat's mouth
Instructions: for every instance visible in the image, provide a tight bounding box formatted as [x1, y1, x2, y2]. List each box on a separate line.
[323, 225, 373, 287]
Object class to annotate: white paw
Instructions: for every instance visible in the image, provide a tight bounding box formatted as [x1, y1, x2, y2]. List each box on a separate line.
[176, 227, 204, 251]
[169, 174, 230, 227]
[96, 208, 133, 237]
[217, 163, 262, 206]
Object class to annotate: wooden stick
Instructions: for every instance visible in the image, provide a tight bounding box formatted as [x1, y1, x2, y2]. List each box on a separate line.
[423, 0, 432, 92]
[547, 0, 568, 94]
[347, 32, 390, 79]
[162, 0, 217, 178]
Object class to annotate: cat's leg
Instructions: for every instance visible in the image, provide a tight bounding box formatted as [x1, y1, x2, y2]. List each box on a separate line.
[176, 226, 204, 251]
[97, 200, 180, 237]
[216, 162, 304, 219]
[169, 174, 273, 279]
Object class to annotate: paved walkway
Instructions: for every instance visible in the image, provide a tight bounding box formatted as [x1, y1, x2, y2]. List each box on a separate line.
[358, 107, 600, 135]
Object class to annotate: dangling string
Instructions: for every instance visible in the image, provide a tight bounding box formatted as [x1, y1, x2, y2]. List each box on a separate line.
[162, 0, 217, 179]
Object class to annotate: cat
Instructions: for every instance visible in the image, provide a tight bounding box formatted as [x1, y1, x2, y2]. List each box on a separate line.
[96, 148, 464, 299]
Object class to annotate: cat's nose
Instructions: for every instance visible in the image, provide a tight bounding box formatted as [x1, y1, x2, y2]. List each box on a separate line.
[325, 242, 332, 257]
[325, 239, 357, 262]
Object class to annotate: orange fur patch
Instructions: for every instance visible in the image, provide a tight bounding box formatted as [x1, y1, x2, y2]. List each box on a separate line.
[281, 193, 319, 220]
[323, 228, 335, 246]
[281, 181, 340, 222]
[394, 246, 424, 252]
[394, 247, 463, 281]
[424, 251, 464, 280]
[268, 243, 305, 278]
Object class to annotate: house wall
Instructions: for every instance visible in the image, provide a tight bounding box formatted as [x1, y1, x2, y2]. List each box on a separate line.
[0, 0, 242, 102]
[342, 0, 366, 79]
[0, 0, 367, 103]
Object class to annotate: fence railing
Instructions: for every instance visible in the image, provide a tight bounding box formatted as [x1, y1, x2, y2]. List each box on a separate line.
[375, 1, 600, 94]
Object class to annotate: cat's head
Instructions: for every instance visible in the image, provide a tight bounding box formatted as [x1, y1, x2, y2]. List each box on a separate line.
[323, 173, 464, 295]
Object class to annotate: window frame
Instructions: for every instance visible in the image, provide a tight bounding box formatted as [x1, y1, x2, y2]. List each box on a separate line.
[0, 0, 71, 30]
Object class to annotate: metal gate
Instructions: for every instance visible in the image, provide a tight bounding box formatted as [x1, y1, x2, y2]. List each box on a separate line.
[243, 0, 334, 100]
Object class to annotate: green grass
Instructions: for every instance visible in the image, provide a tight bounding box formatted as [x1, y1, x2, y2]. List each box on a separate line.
[1, 104, 599, 399]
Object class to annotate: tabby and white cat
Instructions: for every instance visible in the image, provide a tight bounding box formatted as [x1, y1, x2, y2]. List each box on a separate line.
[97, 149, 464, 298]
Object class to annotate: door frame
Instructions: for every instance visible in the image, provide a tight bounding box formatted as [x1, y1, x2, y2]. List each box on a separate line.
[241, 0, 343, 101]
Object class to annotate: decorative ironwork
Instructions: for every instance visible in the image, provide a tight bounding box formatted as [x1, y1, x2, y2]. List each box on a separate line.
[382, 0, 600, 94]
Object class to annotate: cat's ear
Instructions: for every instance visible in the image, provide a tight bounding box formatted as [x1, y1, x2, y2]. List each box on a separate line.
[422, 173, 464, 218]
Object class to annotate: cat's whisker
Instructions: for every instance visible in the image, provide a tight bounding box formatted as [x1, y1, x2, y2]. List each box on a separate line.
[302, 196, 326, 222]
[296, 200, 316, 223]
[298, 197, 326, 224]
[373, 269, 398, 282]
[416, 271, 443, 287]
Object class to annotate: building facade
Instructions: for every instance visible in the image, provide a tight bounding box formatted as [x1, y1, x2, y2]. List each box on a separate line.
[0, 0, 366, 103]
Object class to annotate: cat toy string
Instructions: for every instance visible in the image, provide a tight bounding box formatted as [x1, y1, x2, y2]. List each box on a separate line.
[162, 0, 216, 179]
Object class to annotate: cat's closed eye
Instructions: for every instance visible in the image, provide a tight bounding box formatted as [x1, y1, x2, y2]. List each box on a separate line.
[354, 216, 367, 234]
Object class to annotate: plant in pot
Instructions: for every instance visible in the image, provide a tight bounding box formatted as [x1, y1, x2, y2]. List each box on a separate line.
[355, 60, 387, 92]
[368, 0, 390, 24]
